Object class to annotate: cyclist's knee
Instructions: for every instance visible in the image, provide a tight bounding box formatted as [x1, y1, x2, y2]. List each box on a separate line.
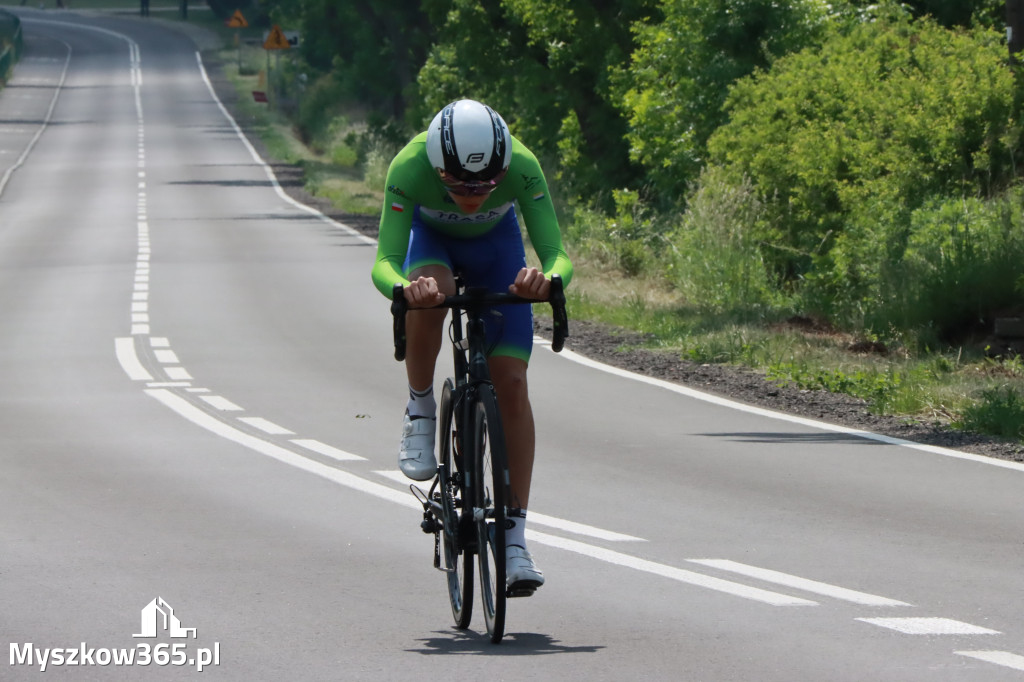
[407, 306, 447, 328]
[490, 358, 530, 414]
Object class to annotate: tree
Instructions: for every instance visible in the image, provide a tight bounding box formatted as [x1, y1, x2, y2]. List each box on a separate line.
[613, 0, 830, 202]
[840, 0, 1004, 28]
[416, 0, 659, 201]
[265, 0, 446, 119]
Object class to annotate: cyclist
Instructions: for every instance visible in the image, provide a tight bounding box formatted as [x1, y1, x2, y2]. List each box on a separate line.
[371, 99, 573, 593]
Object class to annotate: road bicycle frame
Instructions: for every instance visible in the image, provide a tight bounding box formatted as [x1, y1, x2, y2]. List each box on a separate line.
[392, 274, 567, 642]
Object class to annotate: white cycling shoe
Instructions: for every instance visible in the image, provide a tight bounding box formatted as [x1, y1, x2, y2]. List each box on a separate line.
[399, 412, 437, 481]
[506, 545, 544, 596]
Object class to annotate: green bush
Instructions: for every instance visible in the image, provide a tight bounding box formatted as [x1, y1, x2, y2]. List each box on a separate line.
[669, 168, 785, 317]
[295, 74, 344, 151]
[564, 188, 669, 274]
[899, 193, 1024, 337]
[956, 386, 1024, 441]
[707, 7, 1022, 292]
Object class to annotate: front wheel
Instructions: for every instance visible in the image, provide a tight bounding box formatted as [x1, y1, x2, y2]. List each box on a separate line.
[439, 379, 472, 629]
[472, 386, 509, 643]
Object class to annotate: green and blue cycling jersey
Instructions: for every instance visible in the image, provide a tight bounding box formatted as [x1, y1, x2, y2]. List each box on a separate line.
[371, 131, 573, 362]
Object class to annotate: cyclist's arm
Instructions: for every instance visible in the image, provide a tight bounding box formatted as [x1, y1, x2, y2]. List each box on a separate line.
[371, 139, 428, 298]
[372, 217, 412, 299]
[512, 147, 573, 287]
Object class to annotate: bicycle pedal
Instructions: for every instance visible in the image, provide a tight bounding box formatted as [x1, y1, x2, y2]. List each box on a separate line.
[506, 582, 539, 599]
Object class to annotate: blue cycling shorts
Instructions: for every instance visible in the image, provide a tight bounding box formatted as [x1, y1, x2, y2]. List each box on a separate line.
[403, 207, 533, 362]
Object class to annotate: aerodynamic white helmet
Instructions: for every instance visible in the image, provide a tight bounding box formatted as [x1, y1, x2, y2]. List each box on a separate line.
[426, 99, 511, 193]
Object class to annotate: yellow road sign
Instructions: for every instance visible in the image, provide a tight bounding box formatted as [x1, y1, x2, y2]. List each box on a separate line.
[263, 25, 290, 50]
[226, 9, 248, 28]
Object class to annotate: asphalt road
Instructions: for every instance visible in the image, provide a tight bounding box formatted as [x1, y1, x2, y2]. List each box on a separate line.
[1, 10, 1023, 680]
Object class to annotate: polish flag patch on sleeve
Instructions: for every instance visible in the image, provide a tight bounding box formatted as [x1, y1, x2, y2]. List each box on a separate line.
[391, 202, 404, 212]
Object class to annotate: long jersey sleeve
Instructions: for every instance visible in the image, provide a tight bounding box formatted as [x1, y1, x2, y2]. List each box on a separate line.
[371, 132, 573, 298]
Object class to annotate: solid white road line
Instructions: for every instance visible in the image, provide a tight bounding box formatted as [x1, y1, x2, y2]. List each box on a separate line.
[0, 30, 71, 198]
[526, 510, 645, 542]
[373, 469, 643, 542]
[530, 531, 817, 607]
[856, 617, 1000, 635]
[554, 348, 1024, 474]
[194, 53, 376, 247]
[115, 338, 153, 381]
[145, 389, 416, 510]
[689, 559, 910, 606]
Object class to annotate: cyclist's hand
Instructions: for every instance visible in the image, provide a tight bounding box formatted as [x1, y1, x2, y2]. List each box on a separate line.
[509, 267, 550, 300]
[405, 276, 446, 308]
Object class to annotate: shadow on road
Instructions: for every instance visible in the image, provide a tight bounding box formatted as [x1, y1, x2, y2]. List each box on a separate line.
[698, 431, 886, 445]
[407, 630, 605, 656]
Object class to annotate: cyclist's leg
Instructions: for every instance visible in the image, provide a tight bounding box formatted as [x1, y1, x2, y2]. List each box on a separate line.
[446, 209, 537, 509]
[404, 264, 455, 393]
[402, 213, 456, 396]
[489, 354, 544, 594]
[487, 356, 534, 510]
[399, 216, 455, 479]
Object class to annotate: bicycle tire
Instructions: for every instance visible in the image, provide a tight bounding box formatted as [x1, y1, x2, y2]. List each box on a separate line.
[438, 378, 473, 629]
[472, 386, 509, 643]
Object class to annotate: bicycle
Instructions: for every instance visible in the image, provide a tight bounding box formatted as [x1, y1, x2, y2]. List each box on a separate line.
[390, 274, 568, 644]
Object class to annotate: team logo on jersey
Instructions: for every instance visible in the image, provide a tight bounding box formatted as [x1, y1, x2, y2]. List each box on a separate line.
[521, 174, 540, 191]
[387, 184, 407, 197]
[421, 202, 513, 224]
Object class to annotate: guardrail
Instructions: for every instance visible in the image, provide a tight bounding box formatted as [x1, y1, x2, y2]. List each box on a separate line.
[0, 9, 23, 84]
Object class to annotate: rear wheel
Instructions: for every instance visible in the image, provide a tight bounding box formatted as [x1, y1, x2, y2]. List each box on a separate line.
[438, 379, 472, 629]
[472, 387, 509, 643]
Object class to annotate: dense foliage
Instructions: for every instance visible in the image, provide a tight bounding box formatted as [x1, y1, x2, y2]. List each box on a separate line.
[706, 9, 1024, 334]
[240, 0, 1024, 345]
[414, 0, 659, 199]
[612, 0, 831, 199]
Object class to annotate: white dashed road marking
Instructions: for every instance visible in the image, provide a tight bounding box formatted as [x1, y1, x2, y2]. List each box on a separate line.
[856, 617, 1001, 636]
[237, 417, 294, 435]
[955, 651, 1024, 672]
[291, 439, 366, 462]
